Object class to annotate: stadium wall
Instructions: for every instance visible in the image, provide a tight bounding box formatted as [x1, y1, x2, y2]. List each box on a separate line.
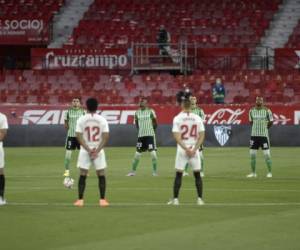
[5, 125, 300, 147]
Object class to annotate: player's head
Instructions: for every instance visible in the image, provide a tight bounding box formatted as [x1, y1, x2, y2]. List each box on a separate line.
[159, 25, 165, 31]
[190, 96, 197, 108]
[86, 98, 98, 113]
[179, 92, 192, 111]
[176, 89, 192, 105]
[139, 97, 148, 109]
[72, 98, 81, 108]
[256, 96, 264, 107]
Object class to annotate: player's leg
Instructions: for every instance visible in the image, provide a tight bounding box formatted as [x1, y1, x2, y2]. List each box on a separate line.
[74, 151, 90, 207]
[263, 150, 272, 177]
[149, 136, 158, 176]
[190, 151, 204, 205]
[200, 148, 205, 177]
[127, 137, 144, 176]
[262, 137, 272, 177]
[0, 146, 6, 205]
[150, 150, 158, 175]
[168, 149, 187, 205]
[94, 150, 109, 206]
[64, 137, 74, 177]
[183, 163, 189, 176]
[248, 149, 257, 177]
[247, 137, 258, 178]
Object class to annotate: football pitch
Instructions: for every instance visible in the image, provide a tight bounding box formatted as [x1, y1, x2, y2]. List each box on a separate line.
[1, 147, 300, 250]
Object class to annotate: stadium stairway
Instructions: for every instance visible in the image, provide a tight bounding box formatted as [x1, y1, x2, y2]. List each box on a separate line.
[254, 0, 300, 68]
[49, 0, 94, 48]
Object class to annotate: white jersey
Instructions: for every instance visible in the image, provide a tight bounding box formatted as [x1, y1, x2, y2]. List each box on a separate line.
[172, 111, 205, 148]
[0, 112, 8, 147]
[76, 113, 109, 150]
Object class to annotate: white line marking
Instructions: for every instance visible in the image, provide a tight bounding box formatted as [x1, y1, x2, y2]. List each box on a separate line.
[3, 202, 300, 207]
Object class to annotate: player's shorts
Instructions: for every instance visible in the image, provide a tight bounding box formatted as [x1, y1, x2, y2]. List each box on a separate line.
[250, 136, 270, 150]
[77, 149, 107, 170]
[0, 145, 4, 168]
[65, 136, 80, 150]
[175, 146, 201, 172]
[136, 136, 157, 152]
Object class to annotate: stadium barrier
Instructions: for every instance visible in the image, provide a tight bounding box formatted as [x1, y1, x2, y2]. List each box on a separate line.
[2, 104, 300, 146]
[275, 48, 300, 70]
[5, 124, 300, 147]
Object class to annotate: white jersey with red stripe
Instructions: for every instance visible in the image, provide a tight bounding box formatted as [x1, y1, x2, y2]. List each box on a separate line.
[172, 111, 205, 149]
[75, 113, 109, 150]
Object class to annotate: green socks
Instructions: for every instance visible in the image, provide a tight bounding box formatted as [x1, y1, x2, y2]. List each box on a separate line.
[250, 154, 256, 173]
[132, 152, 141, 171]
[265, 155, 272, 173]
[64, 150, 72, 170]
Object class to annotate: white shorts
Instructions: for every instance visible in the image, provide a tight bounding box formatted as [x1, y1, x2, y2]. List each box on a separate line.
[0, 146, 4, 169]
[77, 149, 107, 171]
[175, 146, 201, 172]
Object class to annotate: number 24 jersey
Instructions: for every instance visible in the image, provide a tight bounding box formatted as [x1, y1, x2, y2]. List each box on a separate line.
[76, 113, 109, 150]
[172, 111, 205, 148]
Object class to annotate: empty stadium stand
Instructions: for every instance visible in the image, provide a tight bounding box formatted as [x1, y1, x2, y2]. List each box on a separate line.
[0, 70, 299, 105]
[64, 0, 282, 49]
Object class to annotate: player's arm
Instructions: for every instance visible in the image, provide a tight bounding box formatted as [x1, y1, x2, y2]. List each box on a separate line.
[64, 120, 69, 130]
[135, 113, 139, 130]
[151, 110, 157, 130]
[152, 118, 157, 130]
[94, 132, 109, 154]
[191, 131, 205, 155]
[173, 132, 188, 151]
[0, 129, 7, 141]
[76, 132, 92, 153]
[64, 111, 69, 130]
[249, 110, 253, 126]
[267, 109, 273, 129]
[189, 120, 205, 156]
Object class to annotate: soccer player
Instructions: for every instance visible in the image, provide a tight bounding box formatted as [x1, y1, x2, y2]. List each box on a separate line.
[183, 96, 205, 177]
[247, 96, 273, 178]
[73, 98, 110, 207]
[168, 93, 205, 205]
[127, 97, 158, 176]
[0, 111, 8, 205]
[63, 98, 85, 177]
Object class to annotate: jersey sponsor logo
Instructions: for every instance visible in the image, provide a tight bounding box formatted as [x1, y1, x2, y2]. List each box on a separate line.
[214, 125, 232, 146]
[206, 108, 245, 124]
[21, 110, 135, 125]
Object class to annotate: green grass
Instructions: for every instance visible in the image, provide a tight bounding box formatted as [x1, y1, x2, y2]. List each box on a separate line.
[1, 147, 300, 250]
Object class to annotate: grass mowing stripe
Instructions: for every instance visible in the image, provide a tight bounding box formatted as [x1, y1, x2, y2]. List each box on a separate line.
[6, 187, 300, 192]
[4, 202, 300, 207]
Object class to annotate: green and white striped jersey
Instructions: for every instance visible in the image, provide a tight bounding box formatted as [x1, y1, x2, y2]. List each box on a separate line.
[249, 107, 273, 137]
[191, 107, 205, 120]
[64, 108, 85, 137]
[135, 108, 156, 137]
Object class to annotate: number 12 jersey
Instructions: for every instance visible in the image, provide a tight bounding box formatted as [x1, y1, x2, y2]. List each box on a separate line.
[76, 113, 109, 150]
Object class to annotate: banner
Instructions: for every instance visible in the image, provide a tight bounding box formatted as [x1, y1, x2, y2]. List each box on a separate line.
[1, 104, 299, 125]
[0, 18, 49, 45]
[275, 48, 300, 70]
[31, 48, 130, 69]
